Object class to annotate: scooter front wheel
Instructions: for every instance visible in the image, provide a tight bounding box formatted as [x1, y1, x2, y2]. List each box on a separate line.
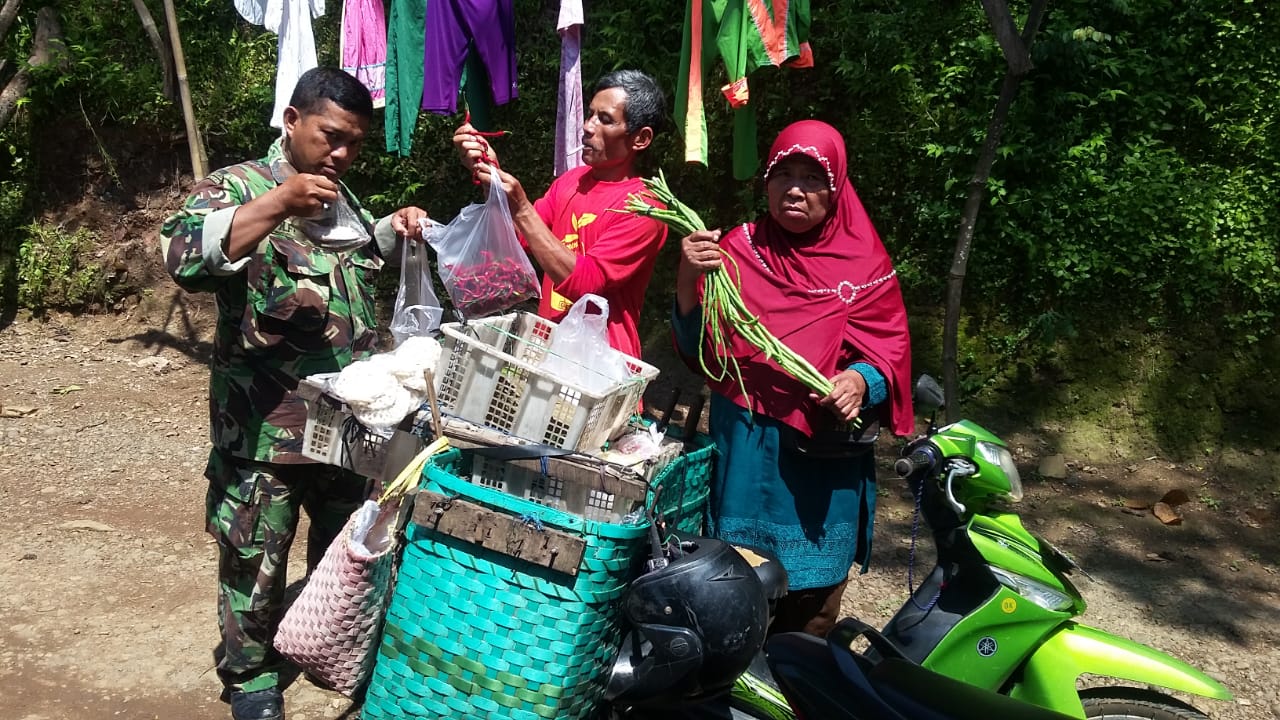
[1081, 687, 1210, 720]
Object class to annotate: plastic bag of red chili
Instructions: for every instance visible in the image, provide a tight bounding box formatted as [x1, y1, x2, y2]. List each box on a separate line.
[429, 172, 540, 318]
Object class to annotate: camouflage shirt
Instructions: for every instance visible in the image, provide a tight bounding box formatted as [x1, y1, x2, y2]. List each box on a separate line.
[160, 139, 398, 463]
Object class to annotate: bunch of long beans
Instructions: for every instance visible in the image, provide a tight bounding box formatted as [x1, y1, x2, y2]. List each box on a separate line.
[620, 172, 835, 401]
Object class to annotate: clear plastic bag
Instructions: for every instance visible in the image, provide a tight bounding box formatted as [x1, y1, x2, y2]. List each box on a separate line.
[389, 227, 444, 346]
[428, 171, 540, 318]
[540, 294, 633, 395]
[270, 155, 371, 252]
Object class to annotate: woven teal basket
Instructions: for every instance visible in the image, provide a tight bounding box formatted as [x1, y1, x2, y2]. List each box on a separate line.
[649, 433, 715, 535]
[363, 450, 650, 720]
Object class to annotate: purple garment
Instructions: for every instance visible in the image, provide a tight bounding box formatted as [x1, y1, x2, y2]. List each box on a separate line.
[554, 0, 584, 176]
[422, 0, 517, 114]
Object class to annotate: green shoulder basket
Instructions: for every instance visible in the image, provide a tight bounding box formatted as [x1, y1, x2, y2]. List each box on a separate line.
[362, 449, 651, 720]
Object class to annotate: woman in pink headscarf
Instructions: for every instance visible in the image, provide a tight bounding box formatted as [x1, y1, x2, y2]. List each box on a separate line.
[673, 119, 912, 638]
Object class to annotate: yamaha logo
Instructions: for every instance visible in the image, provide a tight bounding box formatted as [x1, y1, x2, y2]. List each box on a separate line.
[977, 636, 998, 657]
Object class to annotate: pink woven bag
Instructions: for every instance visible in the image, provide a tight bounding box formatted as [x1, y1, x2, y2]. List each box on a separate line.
[274, 499, 400, 696]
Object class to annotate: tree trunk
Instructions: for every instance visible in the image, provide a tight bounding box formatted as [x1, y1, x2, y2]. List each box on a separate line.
[0, 7, 68, 132]
[942, 0, 1049, 421]
[0, 0, 22, 46]
[980, 0, 1033, 75]
[131, 0, 177, 102]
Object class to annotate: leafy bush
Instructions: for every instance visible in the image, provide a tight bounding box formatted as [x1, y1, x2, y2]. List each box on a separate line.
[0, 123, 34, 310]
[16, 224, 110, 310]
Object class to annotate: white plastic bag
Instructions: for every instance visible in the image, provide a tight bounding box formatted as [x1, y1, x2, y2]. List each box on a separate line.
[540, 294, 633, 394]
[428, 171, 540, 318]
[348, 499, 393, 558]
[324, 336, 443, 433]
[389, 228, 444, 346]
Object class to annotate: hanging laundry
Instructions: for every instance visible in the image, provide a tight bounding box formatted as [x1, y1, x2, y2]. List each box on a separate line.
[554, 0, 585, 176]
[421, 0, 518, 115]
[460, 50, 498, 131]
[341, 0, 388, 108]
[676, 0, 813, 180]
[235, 0, 326, 129]
[384, 0, 425, 155]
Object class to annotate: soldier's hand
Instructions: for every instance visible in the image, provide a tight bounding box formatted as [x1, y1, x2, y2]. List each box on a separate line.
[276, 173, 339, 218]
[390, 206, 429, 241]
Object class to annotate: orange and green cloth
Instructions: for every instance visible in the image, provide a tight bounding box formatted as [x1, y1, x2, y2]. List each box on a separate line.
[676, 0, 813, 180]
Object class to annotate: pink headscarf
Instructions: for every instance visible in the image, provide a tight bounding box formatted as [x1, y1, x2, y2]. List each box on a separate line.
[703, 120, 914, 436]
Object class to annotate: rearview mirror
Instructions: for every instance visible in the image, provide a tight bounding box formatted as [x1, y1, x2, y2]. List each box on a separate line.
[913, 375, 945, 414]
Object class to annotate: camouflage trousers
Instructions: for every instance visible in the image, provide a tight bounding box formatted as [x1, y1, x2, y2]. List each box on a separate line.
[205, 449, 370, 693]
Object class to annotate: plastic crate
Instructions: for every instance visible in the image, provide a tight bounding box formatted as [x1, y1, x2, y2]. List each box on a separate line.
[297, 376, 433, 480]
[362, 450, 650, 720]
[434, 312, 658, 453]
[446, 416, 649, 523]
[445, 417, 711, 528]
[468, 452, 647, 524]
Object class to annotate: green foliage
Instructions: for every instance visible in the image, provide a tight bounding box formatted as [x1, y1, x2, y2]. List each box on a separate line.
[0, 122, 35, 309]
[0, 178, 30, 308]
[12, 1, 177, 125]
[15, 224, 110, 310]
[965, 0, 1280, 339]
[3, 0, 1278, 452]
[178, 0, 283, 161]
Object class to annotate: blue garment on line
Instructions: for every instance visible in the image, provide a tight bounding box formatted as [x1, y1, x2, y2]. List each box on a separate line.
[672, 303, 886, 590]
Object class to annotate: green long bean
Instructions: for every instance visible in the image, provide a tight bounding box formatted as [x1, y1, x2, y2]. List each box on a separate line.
[618, 172, 836, 403]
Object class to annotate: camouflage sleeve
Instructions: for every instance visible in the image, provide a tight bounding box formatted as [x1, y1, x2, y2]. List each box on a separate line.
[373, 214, 403, 266]
[159, 171, 253, 294]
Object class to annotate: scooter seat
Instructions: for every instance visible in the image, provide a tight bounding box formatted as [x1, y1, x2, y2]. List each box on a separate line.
[765, 632, 1079, 720]
[869, 657, 1078, 720]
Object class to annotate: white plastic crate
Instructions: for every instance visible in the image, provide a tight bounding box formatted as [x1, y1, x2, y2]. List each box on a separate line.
[434, 312, 659, 453]
[298, 377, 429, 480]
[468, 453, 648, 524]
[437, 415, 664, 523]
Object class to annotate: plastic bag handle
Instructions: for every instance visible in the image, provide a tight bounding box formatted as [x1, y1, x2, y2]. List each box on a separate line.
[562, 293, 610, 325]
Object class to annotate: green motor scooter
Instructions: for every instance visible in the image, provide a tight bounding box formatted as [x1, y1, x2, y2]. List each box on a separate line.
[731, 375, 1232, 720]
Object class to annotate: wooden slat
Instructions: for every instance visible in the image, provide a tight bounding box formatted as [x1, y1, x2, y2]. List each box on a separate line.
[411, 490, 586, 576]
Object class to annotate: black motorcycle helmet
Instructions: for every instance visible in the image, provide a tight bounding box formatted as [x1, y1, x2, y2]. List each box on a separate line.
[605, 535, 771, 707]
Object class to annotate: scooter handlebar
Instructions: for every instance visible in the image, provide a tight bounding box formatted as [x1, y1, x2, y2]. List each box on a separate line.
[895, 450, 933, 477]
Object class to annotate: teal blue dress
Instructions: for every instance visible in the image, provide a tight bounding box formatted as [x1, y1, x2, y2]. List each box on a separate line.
[673, 305, 887, 590]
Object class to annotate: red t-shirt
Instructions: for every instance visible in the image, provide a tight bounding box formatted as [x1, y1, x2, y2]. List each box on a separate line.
[530, 166, 668, 358]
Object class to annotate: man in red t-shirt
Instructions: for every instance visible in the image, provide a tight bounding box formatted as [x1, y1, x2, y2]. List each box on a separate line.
[452, 70, 668, 359]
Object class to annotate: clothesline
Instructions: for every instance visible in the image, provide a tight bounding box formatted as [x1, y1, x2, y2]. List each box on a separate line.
[236, 0, 814, 179]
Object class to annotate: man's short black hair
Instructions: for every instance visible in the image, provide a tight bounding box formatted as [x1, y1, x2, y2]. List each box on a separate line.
[595, 69, 667, 137]
[289, 67, 374, 120]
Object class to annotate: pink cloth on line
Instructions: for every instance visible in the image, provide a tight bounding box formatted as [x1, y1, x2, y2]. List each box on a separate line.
[341, 0, 388, 107]
[554, 0, 584, 176]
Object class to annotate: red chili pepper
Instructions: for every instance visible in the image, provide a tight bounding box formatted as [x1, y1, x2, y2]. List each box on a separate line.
[464, 111, 512, 186]
[443, 256, 538, 317]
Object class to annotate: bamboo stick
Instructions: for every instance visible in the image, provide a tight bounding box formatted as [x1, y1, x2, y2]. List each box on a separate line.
[161, 0, 207, 180]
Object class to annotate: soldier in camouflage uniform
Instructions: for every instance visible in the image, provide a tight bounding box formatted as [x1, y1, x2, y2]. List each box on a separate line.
[160, 67, 429, 720]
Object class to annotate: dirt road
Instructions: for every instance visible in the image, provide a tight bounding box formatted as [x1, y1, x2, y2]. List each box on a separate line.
[1, 303, 1277, 720]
